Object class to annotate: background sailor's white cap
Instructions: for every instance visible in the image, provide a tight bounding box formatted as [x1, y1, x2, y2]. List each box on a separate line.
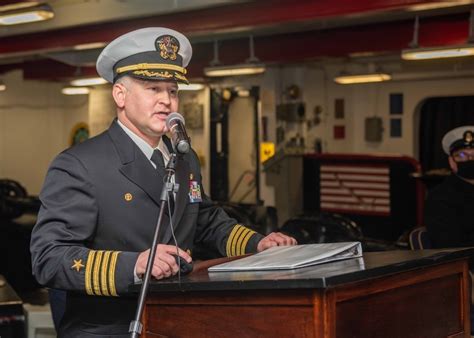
[442, 125, 474, 154]
[96, 27, 192, 84]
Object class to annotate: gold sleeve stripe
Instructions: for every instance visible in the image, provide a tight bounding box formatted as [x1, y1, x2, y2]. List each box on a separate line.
[100, 251, 111, 296]
[230, 226, 246, 256]
[240, 229, 256, 255]
[226, 224, 243, 257]
[237, 228, 253, 256]
[233, 227, 249, 256]
[230, 226, 244, 256]
[109, 251, 120, 297]
[84, 250, 120, 297]
[85, 250, 96, 296]
[93, 250, 104, 296]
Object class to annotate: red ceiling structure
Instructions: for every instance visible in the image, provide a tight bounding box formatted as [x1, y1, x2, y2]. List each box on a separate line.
[0, 0, 472, 80]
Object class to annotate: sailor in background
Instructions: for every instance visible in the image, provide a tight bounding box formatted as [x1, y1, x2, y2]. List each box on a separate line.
[30, 27, 296, 337]
[425, 125, 474, 248]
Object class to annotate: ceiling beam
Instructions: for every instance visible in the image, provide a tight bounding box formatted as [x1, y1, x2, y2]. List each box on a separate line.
[0, 1, 470, 81]
[0, 0, 469, 57]
[15, 12, 471, 81]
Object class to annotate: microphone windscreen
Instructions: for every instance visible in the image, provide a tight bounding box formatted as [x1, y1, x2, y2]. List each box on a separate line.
[166, 112, 185, 129]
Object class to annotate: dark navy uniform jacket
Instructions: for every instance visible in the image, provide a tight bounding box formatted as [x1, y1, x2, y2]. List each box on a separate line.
[30, 120, 263, 337]
[425, 174, 474, 248]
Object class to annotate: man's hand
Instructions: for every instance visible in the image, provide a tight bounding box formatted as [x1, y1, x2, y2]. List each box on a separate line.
[257, 232, 297, 252]
[136, 244, 192, 280]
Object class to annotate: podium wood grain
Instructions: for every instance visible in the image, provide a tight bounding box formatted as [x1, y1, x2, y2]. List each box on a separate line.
[138, 251, 472, 338]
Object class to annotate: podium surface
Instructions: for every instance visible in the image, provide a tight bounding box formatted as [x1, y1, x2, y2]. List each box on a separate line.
[133, 249, 473, 338]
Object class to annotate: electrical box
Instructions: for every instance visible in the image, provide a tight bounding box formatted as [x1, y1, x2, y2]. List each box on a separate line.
[365, 117, 383, 142]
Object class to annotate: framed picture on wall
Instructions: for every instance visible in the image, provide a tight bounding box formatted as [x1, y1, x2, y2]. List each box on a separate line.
[335, 98, 344, 119]
[334, 125, 345, 139]
[390, 118, 402, 137]
[390, 93, 403, 115]
[183, 102, 204, 129]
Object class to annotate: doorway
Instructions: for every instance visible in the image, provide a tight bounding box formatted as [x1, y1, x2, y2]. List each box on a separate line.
[209, 87, 260, 204]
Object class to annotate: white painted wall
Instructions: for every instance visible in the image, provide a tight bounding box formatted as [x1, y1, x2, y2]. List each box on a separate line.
[228, 96, 256, 204]
[88, 85, 115, 137]
[0, 70, 88, 195]
[266, 64, 474, 159]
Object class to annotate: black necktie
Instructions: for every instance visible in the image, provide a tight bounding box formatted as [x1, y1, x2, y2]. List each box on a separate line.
[151, 149, 165, 170]
[151, 149, 174, 213]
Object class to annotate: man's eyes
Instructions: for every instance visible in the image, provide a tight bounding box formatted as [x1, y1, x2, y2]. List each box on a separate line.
[147, 87, 178, 94]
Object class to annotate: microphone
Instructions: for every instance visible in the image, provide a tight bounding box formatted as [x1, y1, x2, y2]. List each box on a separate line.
[166, 112, 190, 154]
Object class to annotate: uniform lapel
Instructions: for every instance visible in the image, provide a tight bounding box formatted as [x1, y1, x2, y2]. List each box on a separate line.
[107, 120, 163, 206]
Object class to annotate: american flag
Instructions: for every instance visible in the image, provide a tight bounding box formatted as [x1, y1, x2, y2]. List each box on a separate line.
[320, 164, 390, 216]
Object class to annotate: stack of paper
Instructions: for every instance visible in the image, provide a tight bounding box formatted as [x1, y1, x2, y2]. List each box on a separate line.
[208, 242, 362, 272]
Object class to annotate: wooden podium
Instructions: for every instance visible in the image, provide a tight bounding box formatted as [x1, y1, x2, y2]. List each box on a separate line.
[135, 249, 473, 338]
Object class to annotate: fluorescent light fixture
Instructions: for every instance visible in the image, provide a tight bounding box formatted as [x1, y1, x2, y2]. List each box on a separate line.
[178, 83, 205, 91]
[401, 45, 474, 60]
[334, 73, 392, 84]
[205, 36, 266, 77]
[0, 2, 40, 12]
[62, 87, 90, 95]
[402, 13, 474, 61]
[407, 1, 472, 11]
[70, 77, 108, 86]
[0, 4, 54, 25]
[204, 63, 266, 77]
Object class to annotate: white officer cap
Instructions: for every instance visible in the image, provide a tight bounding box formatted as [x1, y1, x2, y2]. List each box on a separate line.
[442, 125, 474, 154]
[96, 27, 192, 84]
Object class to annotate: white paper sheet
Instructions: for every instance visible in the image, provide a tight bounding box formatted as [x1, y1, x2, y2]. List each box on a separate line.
[208, 242, 363, 272]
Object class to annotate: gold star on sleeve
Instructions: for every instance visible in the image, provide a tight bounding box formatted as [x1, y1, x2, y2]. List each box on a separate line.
[71, 259, 85, 272]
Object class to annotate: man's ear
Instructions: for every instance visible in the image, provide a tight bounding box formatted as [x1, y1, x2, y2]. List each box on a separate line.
[112, 82, 126, 108]
[448, 156, 458, 173]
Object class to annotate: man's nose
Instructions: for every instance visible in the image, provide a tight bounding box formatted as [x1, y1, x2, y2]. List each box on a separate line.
[158, 92, 171, 105]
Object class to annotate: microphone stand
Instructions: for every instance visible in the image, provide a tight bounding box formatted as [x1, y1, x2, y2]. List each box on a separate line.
[129, 153, 179, 338]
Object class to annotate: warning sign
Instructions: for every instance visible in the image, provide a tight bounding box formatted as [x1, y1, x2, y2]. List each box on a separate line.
[260, 142, 275, 163]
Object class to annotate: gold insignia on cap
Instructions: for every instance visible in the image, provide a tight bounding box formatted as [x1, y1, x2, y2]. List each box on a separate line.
[124, 193, 133, 201]
[190, 173, 194, 180]
[465, 131, 473, 143]
[175, 72, 188, 82]
[133, 70, 173, 78]
[156, 35, 179, 61]
[72, 259, 85, 272]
